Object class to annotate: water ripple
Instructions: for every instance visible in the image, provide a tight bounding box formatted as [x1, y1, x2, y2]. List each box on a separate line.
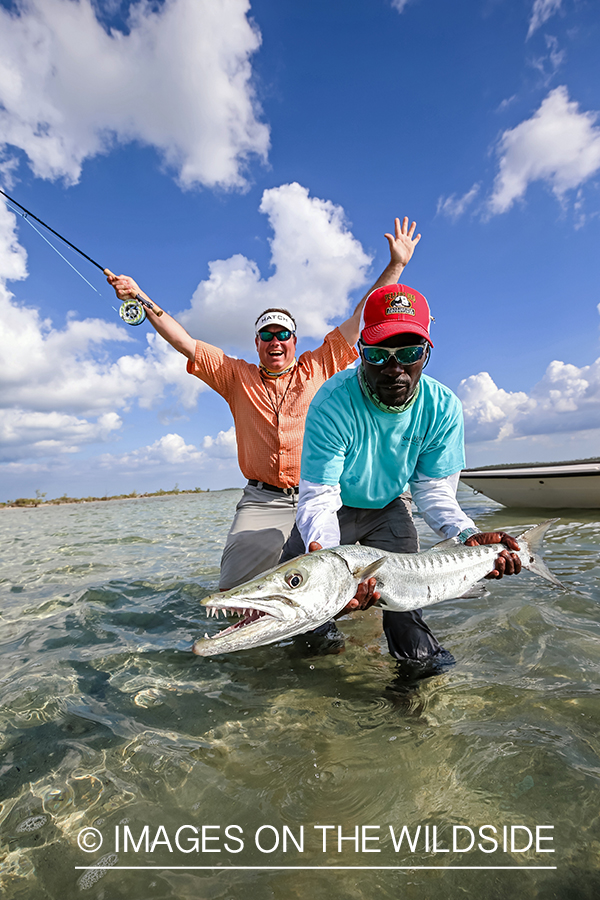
[1, 491, 599, 898]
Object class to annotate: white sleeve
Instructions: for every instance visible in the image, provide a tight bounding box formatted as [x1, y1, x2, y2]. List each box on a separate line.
[410, 471, 477, 539]
[296, 479, 343, 550]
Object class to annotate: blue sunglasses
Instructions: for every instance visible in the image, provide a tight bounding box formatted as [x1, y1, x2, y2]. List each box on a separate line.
[360, 343, 427, 366]
[258, 329, 295, 342]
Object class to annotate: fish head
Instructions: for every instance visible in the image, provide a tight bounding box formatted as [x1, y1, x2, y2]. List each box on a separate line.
[193, 549, 357, 656]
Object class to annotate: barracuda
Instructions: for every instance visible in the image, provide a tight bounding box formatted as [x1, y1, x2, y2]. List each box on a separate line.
[192, 519, 563, 656]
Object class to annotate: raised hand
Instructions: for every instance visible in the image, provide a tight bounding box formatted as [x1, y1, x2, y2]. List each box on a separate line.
[384, 216, 421, 269]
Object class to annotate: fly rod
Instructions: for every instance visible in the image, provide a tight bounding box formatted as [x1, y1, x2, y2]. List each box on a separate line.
[0, 187, 164, 326]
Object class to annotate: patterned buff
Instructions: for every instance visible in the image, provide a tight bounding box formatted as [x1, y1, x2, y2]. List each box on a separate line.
[358, 364, 420, 414]
[259, 359, 297, 378]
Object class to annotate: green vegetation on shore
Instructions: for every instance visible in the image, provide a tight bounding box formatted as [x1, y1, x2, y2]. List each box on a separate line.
[1, 485, 209, 509]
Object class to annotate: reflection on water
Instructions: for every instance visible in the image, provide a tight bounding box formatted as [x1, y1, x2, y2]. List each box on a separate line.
[1, 488, 600, 899]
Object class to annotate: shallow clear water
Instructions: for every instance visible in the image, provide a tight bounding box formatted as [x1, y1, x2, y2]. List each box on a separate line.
[1, 488, 599, 899]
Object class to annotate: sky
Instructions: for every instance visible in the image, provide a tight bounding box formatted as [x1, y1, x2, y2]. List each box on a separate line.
[0, 0, 599, 500]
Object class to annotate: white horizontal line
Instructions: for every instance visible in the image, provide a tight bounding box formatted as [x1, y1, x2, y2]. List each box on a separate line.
[75, 865, 558, 871]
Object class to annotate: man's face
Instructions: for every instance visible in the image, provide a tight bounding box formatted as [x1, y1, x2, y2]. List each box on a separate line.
[361, 332, 428, 407]
[255, 324, 297, 372]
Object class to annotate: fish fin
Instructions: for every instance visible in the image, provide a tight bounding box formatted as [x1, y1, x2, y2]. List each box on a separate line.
[516, 518, 565, 588]
[353, 556, 387, 581]
[430, 536, 461, 551]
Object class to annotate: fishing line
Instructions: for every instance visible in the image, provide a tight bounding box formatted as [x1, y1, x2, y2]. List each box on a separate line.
[13, 206, 117, 311]
[0, 187, 165, 326]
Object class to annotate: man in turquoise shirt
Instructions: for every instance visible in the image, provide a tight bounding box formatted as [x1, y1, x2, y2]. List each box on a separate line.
[280, 283, 521, 667]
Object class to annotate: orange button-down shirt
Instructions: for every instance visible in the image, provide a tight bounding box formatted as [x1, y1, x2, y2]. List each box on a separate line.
[186, 328, 358, 488]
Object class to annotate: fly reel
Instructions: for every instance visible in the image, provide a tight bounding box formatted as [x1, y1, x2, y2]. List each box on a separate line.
[119, 298, 147, 326]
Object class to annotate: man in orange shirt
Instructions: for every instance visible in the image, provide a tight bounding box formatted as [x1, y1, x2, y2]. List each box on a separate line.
[108, 217, 421, 589]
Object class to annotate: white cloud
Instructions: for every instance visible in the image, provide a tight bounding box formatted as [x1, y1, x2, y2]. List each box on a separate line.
[437, 184, 480, 220]
[0, 0, 269, 189]
[458, 372, 533, 441]
[0, 195, 207, 425]
[528, 34, 566, 85]
[390, 0, 413, 12]
[497, 96, 518, 113]
[488, 87, 600, 215]
[99, 432, 204, 470]
[97, 426, 238, 473]
[179, 182, 372, 354]
[0, 423, 244, 498]
[0, 211, 207, 461]
[0, 185, 371, 414]
[458, 356, 600, 443]
[527, 0, 564, 38]
[0, 409, 121, 460]
[203, 426, 237, 459]
[0, 155, 20, 190]
[0, 183, 370, 470]
[0, 198, 28, 282]
[0, 298, 210, 460]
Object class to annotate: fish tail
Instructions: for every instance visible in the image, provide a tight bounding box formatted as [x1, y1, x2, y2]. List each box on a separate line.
[516, 518, 564, 588]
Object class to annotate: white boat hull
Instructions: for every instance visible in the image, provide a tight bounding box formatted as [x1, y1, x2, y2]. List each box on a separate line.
[460, 460, 600, 509]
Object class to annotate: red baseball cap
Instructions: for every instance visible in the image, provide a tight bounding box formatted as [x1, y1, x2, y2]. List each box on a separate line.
[361, 284, 434, 347]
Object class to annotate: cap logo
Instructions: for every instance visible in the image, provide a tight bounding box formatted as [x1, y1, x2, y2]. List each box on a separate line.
[385, 292, 415, 317]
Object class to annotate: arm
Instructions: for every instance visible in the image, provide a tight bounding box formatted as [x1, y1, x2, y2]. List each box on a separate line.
[410, 472, 477, 539]
[410, 472, 521, 578]
[107, 274, 196, 361]
[297, 480, 380, 611]
[338, 216, 421, 346]
[296, 480, 343, 550]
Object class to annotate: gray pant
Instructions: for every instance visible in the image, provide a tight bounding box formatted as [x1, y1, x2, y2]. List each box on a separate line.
[279, 496, 444, 661]
[219, 483, 297, 590]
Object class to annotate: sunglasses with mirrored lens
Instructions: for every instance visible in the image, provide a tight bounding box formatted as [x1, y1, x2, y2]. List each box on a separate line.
[361, 344, 427, 366]
[258, 329, 295, 342]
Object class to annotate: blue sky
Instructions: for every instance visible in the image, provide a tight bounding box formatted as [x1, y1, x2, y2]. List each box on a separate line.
[1, 0, 599, 499]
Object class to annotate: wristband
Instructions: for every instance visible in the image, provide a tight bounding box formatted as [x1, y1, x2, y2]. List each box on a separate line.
[458, 527, 480, 544]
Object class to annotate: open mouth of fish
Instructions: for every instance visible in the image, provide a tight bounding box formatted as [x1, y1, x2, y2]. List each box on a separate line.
[199, 596, 294, 643]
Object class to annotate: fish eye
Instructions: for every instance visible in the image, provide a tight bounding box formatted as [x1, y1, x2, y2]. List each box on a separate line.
[285, 571, 303, 588]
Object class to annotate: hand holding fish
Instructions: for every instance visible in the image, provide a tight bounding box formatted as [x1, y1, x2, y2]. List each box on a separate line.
[309, 541, 380, 613]
[464, 532, 522, 579]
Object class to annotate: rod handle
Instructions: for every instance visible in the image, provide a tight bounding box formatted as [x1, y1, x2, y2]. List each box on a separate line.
[104, 268, 164, 317]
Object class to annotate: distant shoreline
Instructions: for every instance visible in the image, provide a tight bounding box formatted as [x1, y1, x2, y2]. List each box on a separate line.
[0, 486, 240, 510]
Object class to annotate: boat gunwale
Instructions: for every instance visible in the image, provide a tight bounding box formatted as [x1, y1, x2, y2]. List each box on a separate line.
[461, 459, 600, 479]
[461, 469, 600, 480]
